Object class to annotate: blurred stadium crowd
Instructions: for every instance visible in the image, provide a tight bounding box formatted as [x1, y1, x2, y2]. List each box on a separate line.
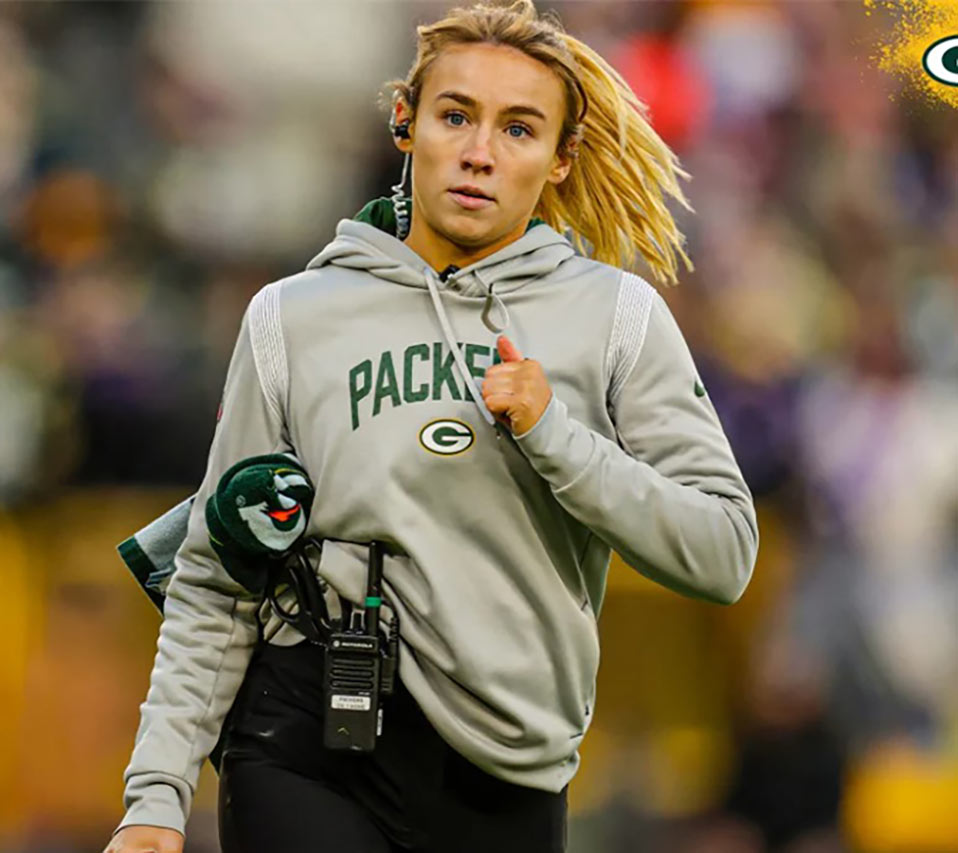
[0, 2, 956, 852]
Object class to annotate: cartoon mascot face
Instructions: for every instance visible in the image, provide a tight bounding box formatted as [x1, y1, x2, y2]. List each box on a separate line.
[236, 470, 310, 551]
[205, 454, 315, 593]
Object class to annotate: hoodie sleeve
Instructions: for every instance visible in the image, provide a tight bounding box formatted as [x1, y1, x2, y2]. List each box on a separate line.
[514, 290, 758, 605]
[117, 284, 290, 835]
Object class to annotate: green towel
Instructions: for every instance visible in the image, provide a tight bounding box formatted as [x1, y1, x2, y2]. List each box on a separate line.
[117, 497, 194, 613]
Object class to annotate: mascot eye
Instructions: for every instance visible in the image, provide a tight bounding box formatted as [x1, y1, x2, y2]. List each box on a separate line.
[923, 35, 958, 86]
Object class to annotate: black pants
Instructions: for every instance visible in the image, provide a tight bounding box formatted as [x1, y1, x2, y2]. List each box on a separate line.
[218, 641, 568, 853]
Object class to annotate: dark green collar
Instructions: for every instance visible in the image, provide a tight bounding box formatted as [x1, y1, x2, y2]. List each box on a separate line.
[353, 197, 545, 238]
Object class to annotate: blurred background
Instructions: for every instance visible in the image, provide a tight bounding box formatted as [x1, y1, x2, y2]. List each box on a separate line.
[1, 1, 956, 851]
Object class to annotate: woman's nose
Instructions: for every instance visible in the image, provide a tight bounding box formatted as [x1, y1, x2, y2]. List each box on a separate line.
[460, 129, 495, 172]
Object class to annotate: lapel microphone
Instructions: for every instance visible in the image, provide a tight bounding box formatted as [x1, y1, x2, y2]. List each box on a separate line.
[438, 264, 460, 282]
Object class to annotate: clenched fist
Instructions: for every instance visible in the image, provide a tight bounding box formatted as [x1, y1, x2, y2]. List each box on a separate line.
[103, 825, 184, 853]
[481, 335, 553, 436]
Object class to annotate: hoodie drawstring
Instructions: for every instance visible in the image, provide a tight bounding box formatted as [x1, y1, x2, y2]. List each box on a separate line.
[423, 269, 496, 426]
[476, 269, 511, 335]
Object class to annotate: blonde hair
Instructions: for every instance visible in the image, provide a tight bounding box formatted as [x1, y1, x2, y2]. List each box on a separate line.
[383, 0, 694, 285]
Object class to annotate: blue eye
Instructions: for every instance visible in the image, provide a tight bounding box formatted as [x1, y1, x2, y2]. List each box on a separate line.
[507, 124, 529, 139]
[446, 111, 466, 127]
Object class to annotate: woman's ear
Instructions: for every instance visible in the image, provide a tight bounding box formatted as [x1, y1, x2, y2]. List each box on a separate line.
[546, 127, 582, 186]
[546, 149, 573, 186]
[392, 100, 415, 154]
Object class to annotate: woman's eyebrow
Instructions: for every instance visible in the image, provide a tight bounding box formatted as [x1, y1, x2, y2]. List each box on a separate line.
[435, 90, 547, 122]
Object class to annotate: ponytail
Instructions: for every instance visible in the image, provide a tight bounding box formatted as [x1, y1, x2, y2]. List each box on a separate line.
[540, 32, 694, 284]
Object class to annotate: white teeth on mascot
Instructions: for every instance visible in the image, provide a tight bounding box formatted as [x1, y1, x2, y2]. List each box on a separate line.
[276, 493, 299, 510]
[274, 472, 309, 491]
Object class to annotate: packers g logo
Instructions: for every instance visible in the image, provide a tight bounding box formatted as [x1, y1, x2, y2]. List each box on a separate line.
[419, 418, 475, 456]
[923, 35, 958, 87]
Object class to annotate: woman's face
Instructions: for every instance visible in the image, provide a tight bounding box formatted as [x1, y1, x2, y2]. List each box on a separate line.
[396, 42, 572, 256]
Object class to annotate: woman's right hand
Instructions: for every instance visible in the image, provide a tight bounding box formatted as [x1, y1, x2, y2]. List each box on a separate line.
[103, 825, 185, 853]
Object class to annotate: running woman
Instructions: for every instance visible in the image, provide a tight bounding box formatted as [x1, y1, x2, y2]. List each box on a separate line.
[106, 2, 757, 851]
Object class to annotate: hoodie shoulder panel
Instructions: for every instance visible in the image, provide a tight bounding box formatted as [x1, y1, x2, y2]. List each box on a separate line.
[606, 272, 657, 408]
[248, 281, 288, 426]
[247, 270, 331, 428]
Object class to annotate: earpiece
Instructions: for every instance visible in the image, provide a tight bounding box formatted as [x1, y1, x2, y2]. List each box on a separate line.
[388, 116, 412, 239]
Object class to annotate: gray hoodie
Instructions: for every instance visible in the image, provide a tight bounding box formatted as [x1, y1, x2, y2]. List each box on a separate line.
[119, 214, 758, 834]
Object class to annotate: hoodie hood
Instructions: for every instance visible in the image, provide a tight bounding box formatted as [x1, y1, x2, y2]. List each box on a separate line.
[305, 199, 577, 427]
[306, 198, 574, 298]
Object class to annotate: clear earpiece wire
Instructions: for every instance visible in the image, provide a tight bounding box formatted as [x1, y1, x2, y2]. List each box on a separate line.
[390, 152, 411, 240]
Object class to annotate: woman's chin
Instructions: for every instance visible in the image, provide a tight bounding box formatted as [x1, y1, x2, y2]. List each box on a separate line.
[436, 217, 498, 249]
